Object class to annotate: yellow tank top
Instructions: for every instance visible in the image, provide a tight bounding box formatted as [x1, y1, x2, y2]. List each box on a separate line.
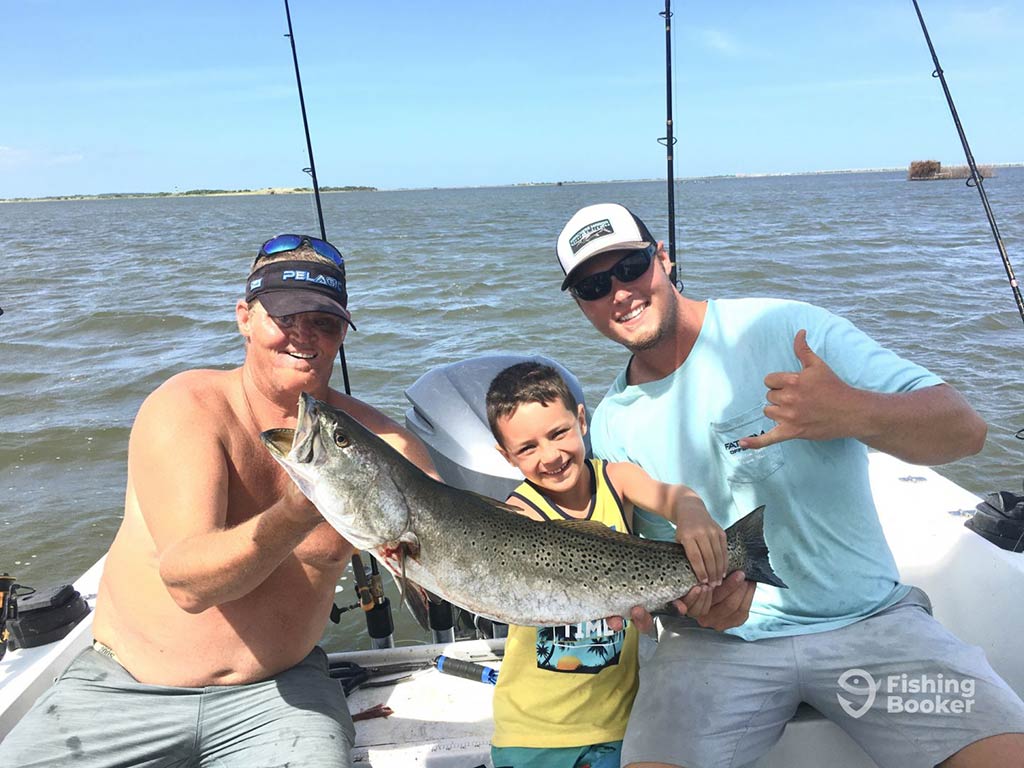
[491, 458, 639, 748]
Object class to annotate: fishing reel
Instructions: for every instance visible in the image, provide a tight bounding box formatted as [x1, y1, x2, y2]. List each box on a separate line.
[0, 574, 18, 662]
[348, 552, 394, 649]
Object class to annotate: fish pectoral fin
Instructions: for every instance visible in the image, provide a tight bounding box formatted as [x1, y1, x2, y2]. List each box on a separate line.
[399, 533, 421, 561]
[398, 577, 432, 632]
[399, 546, 410, 610]
[371, 543, 433, 631]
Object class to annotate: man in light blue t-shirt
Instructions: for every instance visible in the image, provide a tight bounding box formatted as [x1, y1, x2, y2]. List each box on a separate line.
[555, 203, 1024, 768]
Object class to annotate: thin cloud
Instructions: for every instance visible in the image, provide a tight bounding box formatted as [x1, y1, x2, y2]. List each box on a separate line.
[696, 28, 742, 57]
[786, 74, 923, 93]
[0, 146, 84, 168]
[68, 66, 278, 95]
[948, 5, 1020, 42]
[0, 146, 31, 166]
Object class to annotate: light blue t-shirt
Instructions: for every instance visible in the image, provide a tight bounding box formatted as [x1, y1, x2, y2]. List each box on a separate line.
[590, 298, 944, 641]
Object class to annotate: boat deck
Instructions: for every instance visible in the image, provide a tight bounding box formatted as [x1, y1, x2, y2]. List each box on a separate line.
[2, 454, 1022, 766]
[342, 640, 502, 766]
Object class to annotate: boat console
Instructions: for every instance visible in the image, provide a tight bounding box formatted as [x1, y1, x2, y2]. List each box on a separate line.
[404, 353, 590, 502]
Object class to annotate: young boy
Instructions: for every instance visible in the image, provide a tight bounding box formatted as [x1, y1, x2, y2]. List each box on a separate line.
[485, 361, 726, 768]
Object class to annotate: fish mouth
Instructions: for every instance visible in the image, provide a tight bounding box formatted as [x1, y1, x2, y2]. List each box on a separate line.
[261, 428, 296, 458]
[259, 392, 319, 464]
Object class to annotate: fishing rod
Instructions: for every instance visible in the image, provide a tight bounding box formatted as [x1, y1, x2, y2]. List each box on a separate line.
[282, 0, 353, 396]
[658, 0, 682, 293]
[282, 0, 394, 644]
[911, 0, 1024, 328]
[912, 0, 1024, 553]
[283, 0, 326, 243]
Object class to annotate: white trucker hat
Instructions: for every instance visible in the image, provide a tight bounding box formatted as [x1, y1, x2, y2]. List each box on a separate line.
[555, 203, 655, 290]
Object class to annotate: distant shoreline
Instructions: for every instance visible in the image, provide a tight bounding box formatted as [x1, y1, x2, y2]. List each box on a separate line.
[4, 164, 1022, 203]
[0, 185, 376, 204]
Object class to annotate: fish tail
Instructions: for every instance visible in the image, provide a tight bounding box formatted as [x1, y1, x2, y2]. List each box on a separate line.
[726, 506, 788, 589]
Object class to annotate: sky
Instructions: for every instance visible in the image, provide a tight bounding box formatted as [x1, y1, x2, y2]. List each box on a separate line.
[2, 1, 1022, 199]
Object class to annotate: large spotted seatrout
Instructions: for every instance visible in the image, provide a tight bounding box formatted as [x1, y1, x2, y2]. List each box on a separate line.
[261, 393, 786, 627]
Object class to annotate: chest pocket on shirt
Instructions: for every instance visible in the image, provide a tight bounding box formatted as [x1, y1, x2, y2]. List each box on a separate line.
[711, 403, 784, 484]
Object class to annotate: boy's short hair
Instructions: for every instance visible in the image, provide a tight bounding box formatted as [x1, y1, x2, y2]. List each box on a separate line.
[486, 362, 578, 445]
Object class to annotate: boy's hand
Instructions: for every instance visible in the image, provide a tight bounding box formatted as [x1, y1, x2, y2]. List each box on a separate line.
[675, 496, 728, 587]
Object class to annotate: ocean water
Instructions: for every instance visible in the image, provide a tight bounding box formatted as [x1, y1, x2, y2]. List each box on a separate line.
[2, 171, 1022, 649]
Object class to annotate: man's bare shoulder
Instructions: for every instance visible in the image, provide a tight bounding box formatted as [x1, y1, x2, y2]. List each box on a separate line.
[326, 390, 398, 433]
[135, 368, 239, 431]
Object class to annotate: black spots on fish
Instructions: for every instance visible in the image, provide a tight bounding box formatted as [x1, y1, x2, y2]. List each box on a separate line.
[467, 524, 506, 556]
[529, 550, 562, 573]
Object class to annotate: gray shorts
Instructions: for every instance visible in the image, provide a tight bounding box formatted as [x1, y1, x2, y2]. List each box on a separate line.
[0, 644, 356, 768]
[622, 588, 1024, 768]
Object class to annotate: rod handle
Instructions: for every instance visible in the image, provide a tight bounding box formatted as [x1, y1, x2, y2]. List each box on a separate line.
[434, 655, 498, 685]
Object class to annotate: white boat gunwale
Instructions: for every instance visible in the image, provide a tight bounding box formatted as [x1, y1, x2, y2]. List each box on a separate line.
[3, 454, 1021, 767]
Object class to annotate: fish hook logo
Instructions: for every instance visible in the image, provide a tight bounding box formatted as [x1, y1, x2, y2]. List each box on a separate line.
[837, 668, 878, 719]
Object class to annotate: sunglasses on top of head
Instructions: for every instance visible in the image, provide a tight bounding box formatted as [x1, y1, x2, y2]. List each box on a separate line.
[254, 234, 344, 268]
[569, 245, 656, 301]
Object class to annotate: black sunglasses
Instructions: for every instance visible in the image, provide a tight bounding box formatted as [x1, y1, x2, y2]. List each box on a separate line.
[255, 234, 344, 268]
[568, 246, 655, 301]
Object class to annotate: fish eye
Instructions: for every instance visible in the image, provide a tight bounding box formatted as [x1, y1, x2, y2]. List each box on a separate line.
[333, 429, 350, 448]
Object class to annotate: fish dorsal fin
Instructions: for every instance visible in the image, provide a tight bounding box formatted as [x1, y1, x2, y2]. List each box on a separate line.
[551, 519, 631, 541]
[461, 488, 522, 515]
[550, 519, 684, 554]
[491, 499, 524, 514]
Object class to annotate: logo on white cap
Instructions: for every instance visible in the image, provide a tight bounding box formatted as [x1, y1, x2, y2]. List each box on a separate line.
[569, 219, 614, 254]
[556, 203, 653, 290]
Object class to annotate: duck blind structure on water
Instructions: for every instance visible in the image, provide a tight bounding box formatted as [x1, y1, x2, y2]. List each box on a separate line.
[908, 160, 994, 180]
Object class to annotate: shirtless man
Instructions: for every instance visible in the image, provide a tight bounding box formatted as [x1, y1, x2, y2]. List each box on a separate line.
[0, 235, 435, 767]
